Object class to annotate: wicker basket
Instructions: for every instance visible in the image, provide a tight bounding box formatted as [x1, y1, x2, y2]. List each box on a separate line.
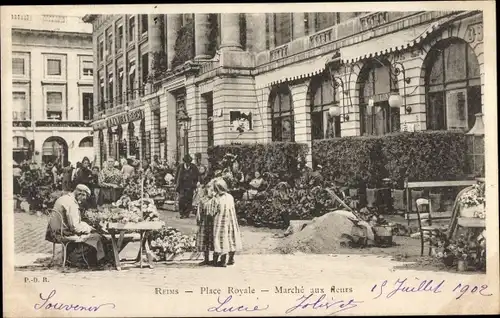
[373, 225, 393, 247]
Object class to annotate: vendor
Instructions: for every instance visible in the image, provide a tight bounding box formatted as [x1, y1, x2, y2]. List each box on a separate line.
[45, 184, 108, 268]
[121, 158, 135, 182]
[242, 171, 267, 200]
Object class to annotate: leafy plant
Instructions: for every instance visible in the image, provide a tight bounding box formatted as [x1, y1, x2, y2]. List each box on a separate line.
[171, 20, 195, 69]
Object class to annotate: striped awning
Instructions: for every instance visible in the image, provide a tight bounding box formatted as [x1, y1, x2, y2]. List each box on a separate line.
[340, 21, 442, 64]
[255, 54, 331, 89]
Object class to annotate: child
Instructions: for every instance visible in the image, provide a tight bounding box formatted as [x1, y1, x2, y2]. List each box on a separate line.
[195, 180, 216, 265]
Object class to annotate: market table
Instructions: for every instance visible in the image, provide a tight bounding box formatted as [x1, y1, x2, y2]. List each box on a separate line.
[107, 221, 165, 271]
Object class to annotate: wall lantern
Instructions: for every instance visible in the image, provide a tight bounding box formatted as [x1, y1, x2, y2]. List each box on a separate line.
[328, 105, 341, 117]
[389, 61, 412, 114]
[327, 56, 350, 122]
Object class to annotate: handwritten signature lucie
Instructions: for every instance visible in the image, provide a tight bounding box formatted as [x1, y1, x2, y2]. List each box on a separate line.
[207, 295, 270, 313]
[34, 289, 116, 312]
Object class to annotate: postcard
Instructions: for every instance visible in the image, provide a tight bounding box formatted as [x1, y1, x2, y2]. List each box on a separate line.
[2, 2, 498, 317]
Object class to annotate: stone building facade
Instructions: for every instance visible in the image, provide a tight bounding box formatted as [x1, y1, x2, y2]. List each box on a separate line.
[84, 11, 484, 167]
[11, 14, 94, 166]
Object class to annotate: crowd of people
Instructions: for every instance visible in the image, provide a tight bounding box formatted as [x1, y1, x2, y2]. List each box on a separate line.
[33, 152, 248, 268]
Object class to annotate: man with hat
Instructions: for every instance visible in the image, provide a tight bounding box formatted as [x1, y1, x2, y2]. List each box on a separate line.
[45, 184, 108, 268]
[175, 154, 200, 219]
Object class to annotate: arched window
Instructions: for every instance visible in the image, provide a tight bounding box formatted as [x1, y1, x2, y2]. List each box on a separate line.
[359, 59, 400, 136]
[42, 136, 68, 165]
[310, 74, 340, 139]
[79, 136, 93, 147]
[128, 122, 136, 157]
[425, 38, 481, 131]
[270, 85, 294, 142]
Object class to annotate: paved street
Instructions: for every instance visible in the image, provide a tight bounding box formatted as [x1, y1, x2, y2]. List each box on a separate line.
[9, 211, 494, 317]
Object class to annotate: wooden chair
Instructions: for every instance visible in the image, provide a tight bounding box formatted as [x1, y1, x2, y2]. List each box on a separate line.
[414, 198, 441, 256]
[47, 209, 85, 268]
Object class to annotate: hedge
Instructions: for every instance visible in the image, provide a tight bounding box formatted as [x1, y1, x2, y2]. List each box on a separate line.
[381, 131, 468, 187]
[312, 136, 386, 188]
[312, 131, 468, 189]
[207, 142, 308, 183]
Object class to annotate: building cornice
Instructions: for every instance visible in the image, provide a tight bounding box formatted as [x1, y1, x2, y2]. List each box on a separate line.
[12, 28, 92, 39]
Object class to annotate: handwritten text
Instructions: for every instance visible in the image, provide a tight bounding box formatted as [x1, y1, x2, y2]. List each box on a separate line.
[34, 290, 116, 312]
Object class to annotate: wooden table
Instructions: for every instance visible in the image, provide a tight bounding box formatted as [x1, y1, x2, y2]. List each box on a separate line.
[107, 221, 165, 271]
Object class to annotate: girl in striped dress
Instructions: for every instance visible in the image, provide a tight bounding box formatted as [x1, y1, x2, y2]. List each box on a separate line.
[212, 178, 243, 267]
[196, 180, 216, 265]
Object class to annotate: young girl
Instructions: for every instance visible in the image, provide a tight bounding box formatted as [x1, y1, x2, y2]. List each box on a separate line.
[195, 180, 216, 265]
[212, 178, 242, 267]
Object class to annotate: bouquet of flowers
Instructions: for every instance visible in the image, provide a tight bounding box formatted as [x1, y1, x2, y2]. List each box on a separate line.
[149, 226, 197, 260]
[127, 198, 160, 222]
[458, 184, 485, 208]
[101, 168, 123, 186]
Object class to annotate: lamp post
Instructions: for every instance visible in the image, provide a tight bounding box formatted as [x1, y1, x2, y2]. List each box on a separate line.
[177, 108, 192, 158]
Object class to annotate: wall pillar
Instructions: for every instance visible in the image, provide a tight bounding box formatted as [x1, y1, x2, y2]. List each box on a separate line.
[220, 13, 242, 51]
[148, 14, 164, 74]
[340, 63, 362, 137]
[290, 80, 312, 167]
[246, 13, 266, 52]
[194, 14, 211, 60]
[292, 13, 306, 39]
[166, 92, 178, 164]
[166, 14, 182, 70]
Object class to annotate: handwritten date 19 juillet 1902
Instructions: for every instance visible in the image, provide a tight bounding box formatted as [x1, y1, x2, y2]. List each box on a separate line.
[371, 278, 493, 300]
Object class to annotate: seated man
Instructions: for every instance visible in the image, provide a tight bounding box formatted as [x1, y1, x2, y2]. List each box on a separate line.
[45, 184, 108, 268]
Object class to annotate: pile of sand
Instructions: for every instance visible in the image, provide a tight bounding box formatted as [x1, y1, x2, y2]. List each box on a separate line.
[275, 212, 367, 254]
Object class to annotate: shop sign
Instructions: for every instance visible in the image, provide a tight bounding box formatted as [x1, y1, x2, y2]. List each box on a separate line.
[106, 109, 144, 128]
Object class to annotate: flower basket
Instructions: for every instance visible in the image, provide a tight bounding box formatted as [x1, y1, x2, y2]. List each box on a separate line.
[373, 225, 393, 247]
[460, 204, 485, 218]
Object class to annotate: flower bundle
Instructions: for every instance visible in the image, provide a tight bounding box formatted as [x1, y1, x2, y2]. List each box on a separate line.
[127, 198, 160, 222]
[149, 226, 197, 260]
[101, 168, 123, 186]
[458, 184, 485, 208]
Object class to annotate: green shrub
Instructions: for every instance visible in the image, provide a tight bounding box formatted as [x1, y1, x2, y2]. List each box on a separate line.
[312, 136, 386, 188]
[207, 142, 308, 184]
[382, 131, 468, 187]
[312, 131, 468, 189]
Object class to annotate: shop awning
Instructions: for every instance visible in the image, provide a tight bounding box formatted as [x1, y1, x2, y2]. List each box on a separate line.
[255, 54, 332, 89]
[340, 21, 441, 64]
[129, 66, 136, 75]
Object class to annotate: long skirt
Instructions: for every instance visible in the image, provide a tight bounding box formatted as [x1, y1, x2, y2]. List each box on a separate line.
[196, 214, 214, 252]
[213, 195, 243, 254]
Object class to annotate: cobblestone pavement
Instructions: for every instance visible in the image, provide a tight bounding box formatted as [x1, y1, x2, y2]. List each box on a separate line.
[13, 209, 282, 267]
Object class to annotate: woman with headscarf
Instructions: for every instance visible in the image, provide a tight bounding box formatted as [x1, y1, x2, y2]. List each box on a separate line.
[212, 178, 242, 267]
[196, 179, 216, 265]
[74, 157, 93, 189]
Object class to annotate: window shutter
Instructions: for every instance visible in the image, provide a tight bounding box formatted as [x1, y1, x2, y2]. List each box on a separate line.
[47, 92, 63, 111]
[47, 59, 61, 75]
[13, 58, 25, 75]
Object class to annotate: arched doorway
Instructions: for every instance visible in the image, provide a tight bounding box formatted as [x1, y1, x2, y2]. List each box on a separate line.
[309, 73, 341, 139]
[358, 59, 400, 135]
[13, 136, 31, 164]
[78, 136, 93, 148]
[423, 38, 481, 131]
[42, 136, 68, 166]
[269, 84, 294, 142]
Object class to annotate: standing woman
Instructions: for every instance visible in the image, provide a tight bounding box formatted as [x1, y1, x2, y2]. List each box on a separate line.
[195, 180, 216, 265]
[212, 178, 242, 267]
